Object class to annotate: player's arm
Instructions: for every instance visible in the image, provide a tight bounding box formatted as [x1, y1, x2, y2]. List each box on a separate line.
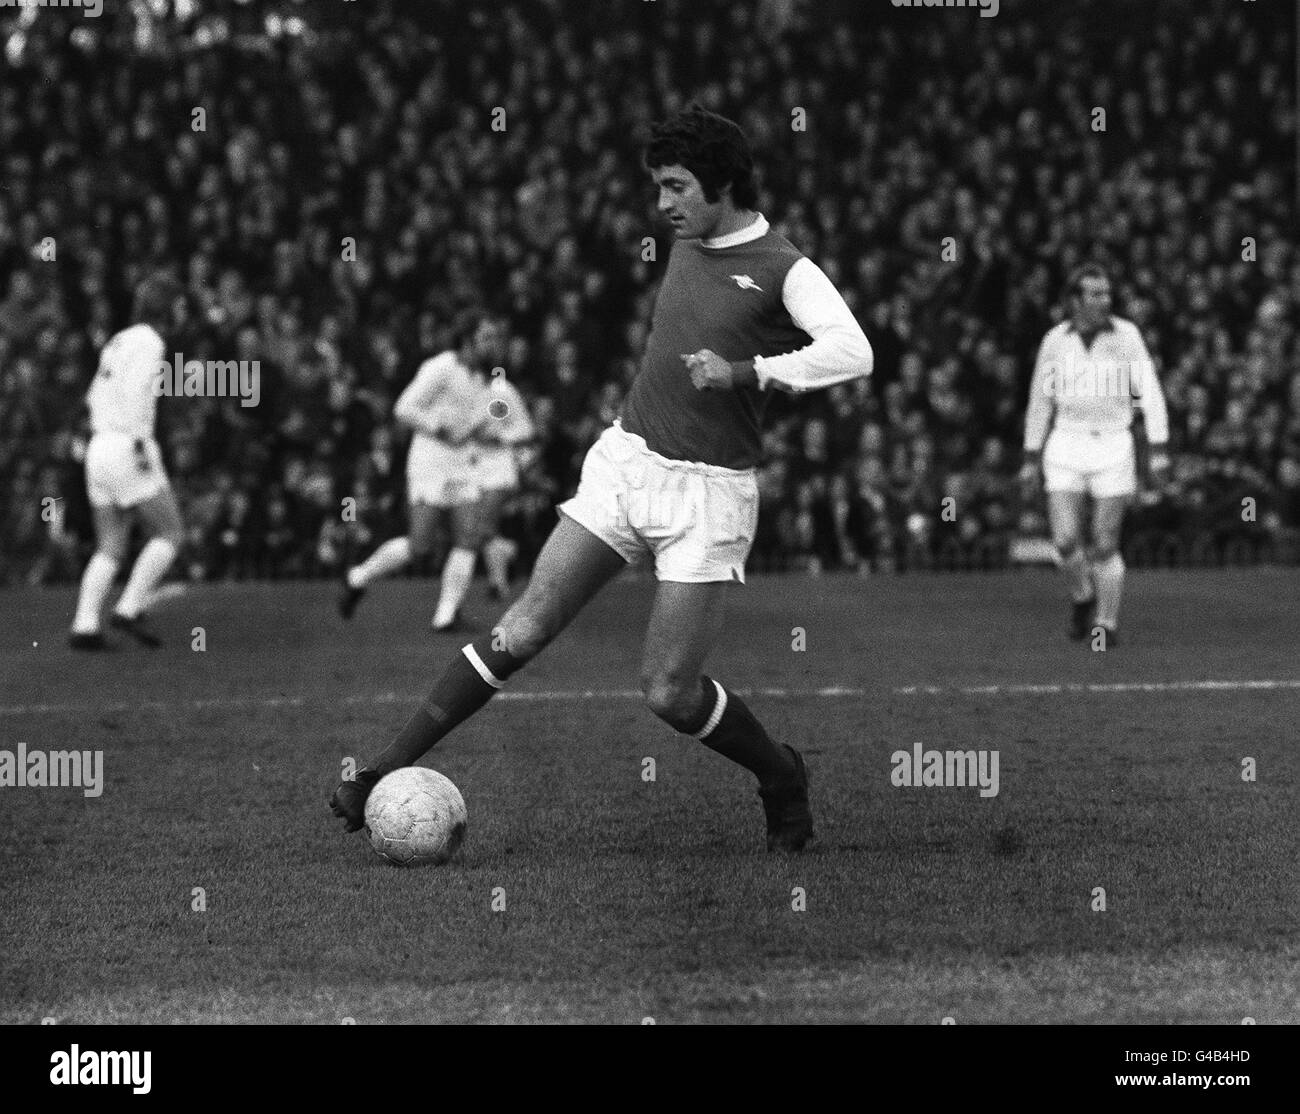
[496, 384, 536, 445]
[1129, 328, 1171, 484]
[1020, 334, 1056, 485]
[128, 328, 168, 471]
[750, 259, 873, 392]
[466, 381, 537, 449]
[393, 358, 472, 446]
[684, 258, 872, 392]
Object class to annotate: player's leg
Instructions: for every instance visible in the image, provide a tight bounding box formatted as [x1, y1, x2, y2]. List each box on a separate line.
[1089, 494, 1129, 646]
[1046, 489, 1094, 639]
[431, 498, 486, 631]
[477, 489, 516, 600]
[345, 535, 414, 590]
[70, 503, 131, 649]
[640, 579, 812, 851]
[330, 512, 628, 829]
[338, 502, 433, 619]
[109, 486, 183, 648]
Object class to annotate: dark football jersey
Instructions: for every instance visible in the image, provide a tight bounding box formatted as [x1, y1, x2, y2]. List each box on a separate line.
[620, 230, 813, 469]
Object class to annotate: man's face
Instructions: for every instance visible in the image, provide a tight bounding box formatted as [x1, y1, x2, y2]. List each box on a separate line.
[472, 319, 508, 369]
[652, 164, 724, 240]
[1072, 276, 1112, 331]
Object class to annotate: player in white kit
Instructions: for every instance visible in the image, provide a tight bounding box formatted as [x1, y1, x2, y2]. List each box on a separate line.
[338, 312, 534, 631]
[69, 275, 187, 650]
[1020, 264, 1170, 646]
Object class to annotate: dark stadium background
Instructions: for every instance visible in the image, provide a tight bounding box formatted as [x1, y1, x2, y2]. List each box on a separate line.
[0, 0, 1295, 585]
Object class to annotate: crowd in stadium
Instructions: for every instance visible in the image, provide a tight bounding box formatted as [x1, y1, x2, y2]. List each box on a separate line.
[1, 0, 1296, 587]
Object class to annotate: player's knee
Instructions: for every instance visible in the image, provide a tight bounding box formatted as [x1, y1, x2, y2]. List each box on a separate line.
[641, 673, 699, 729]
[485, 536, 517, 560]
[1055, 535, 1082, 559]
[456, 527, 487, 551]
[1091, 541, 1120, 562]
[159, 527, 184, 550]
[97, 542, 127, 564]
[496, 602, 554, 660]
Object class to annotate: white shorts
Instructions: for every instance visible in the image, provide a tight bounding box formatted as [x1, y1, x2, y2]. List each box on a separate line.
[85, 433, 169, 509]
[1043, 428, 1136, 498]
[472, 445, 520, 495]
[406, 438, 481, 507]
[558, 420, 759, 583]
[407, 470, 483, 507]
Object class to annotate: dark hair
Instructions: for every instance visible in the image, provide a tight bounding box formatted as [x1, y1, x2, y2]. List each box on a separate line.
[644, 104, 758, 209]
[452, 305, 507, 347]
[1065, 262, 1112, 299]
[132, 274, 183, 324]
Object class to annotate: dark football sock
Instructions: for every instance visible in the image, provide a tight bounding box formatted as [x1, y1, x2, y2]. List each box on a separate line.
[687, 676, 796, 787]
[371, 636, 527, 773]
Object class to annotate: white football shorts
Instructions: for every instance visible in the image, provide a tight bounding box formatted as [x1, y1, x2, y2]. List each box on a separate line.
[406, 437, 482, 507]
[558, 420, 759, 583]
[470, 445, 520, 496]
[84, 432, 169, 509]
[1042, 427, 1137, 498]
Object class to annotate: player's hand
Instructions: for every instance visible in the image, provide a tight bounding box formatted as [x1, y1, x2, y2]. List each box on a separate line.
[329, 768, 381, 833]
[438, 423, 475, 448]
[1148, 448, 1171, 487]
[469, 407, 509, 445]
[1018, 455, 1040, 490]
[682, 349, 734, 391]
[133, 438, 152, 473]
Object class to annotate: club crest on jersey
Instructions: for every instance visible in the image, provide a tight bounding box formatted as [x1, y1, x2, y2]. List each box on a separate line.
[729, 274, 763, 292]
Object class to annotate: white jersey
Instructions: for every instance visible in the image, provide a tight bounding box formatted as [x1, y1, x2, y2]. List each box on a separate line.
[1024, 316, 1169, 450]
[87, 323, 166, 439]
[397, 350, 534, 494]
[477, 375, 534, 490]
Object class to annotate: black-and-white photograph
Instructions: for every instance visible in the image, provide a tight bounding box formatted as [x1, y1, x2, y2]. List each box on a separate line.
[1, 0, 1295, 1062]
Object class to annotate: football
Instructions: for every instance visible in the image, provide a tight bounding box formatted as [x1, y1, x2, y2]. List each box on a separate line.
[363, 767, 467, 867]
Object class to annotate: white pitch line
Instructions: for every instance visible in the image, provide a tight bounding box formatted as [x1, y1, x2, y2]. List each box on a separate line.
[0, 679, 1296, 718]
[893, 679, 1300, 696]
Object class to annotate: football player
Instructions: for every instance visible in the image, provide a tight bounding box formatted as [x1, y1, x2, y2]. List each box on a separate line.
[339, 311, 533, 631]
[332, 106, 872, 853]
[69, 275, 187, 650]
[1020, 264, 1170, 646]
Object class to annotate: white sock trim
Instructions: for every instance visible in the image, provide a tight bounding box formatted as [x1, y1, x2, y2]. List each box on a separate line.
[695, 679, 728, 740]
[462, 643, 504, 689]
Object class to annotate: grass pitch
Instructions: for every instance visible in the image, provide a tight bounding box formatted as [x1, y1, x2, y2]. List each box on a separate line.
[1, 568, 1296, 1023]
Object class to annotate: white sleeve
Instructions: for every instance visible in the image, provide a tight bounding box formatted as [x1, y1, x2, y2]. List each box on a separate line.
[753, 257, 873, 394]
[1129, 328, 1169, 445]
[1023, 332, 1056, 453]
[394, 356, 456, 426]
[501, 382, 535, 444]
